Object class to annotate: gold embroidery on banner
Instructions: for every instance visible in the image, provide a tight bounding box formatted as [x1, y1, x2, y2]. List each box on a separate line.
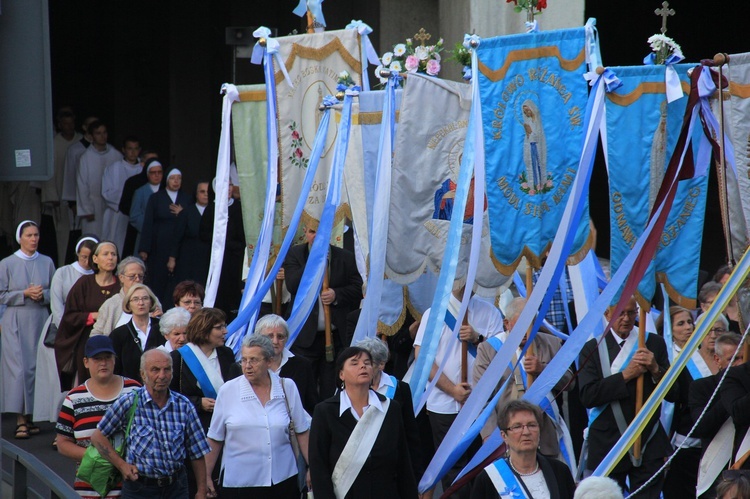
[275, 38, 362, 86]
[729, 81, 750, 99]
[606, 81, 691, 106]
[336, 111, 401, 125]
[238, 90, 266, 102]
[478, 47, 586, 82]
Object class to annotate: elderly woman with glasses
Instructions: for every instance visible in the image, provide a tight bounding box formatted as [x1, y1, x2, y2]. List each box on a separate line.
[472, 400, 575, 499]
[254, 314, 318, 414]
[91, 256, 162, 337]
[173, 279, 205, 315]
[205, 334, 310, 499]
[658, 308, 726, 498]
[109, 283, 164, 383]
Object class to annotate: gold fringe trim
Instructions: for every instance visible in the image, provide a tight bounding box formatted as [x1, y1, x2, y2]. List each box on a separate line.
[488, 227, 594, 275]
[478, 47, 586, 82]
[376, 287, 409, 337]
[656, 272, 697, 310]
[275, 38, 362, 86]
[239, 90, 266, 102]
[404, 287, 424, 321]
[606, 81, 691, 106]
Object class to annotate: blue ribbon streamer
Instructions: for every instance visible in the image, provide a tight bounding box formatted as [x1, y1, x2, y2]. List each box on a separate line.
[351, 74, 397, 344]
[285, 91, 357, 346]
[177, 345, 218, 399]
[225, 108, 333, 353]
[228, 33, 281, 346]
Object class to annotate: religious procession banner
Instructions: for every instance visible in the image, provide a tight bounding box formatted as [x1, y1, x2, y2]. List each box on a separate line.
[274, 29, 362, 240]
[605, 64, 707, 307]
[233, 84, 272, 264]
[385, 73, 509, 293]
[477, 28, 592, 275]
[714, 52, 750, 261]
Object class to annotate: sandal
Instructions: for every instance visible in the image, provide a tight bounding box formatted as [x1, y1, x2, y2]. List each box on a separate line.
[27, 423, 41, 435]
[14, 424, 30, 439]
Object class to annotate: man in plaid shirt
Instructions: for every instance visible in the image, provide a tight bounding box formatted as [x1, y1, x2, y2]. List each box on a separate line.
[91, 348, 210, 499]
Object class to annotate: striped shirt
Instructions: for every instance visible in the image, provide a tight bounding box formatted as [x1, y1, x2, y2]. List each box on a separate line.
[56, 377, 141, 498]
[98, 386, 210, 477]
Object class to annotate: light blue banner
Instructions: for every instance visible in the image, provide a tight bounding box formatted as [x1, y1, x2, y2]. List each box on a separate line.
[606, 64, 707, 306]
[478, 27, 591, 273]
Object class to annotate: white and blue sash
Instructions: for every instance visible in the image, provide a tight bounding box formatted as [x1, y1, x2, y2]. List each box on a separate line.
[178, 344, 224, 399]
[484, 459, 530, 498]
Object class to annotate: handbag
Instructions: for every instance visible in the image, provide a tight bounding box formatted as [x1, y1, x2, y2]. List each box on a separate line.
[43, 322, 58, 348]
[280, 378, 308, 493]
[77, 391, 139, 497]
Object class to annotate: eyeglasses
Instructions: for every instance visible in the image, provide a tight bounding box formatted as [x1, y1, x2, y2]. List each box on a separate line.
[504, 423, 540, 434]
[619, 310, 638, 318]
[240, 357, 264, 366]
[180, 299, 202, 306]
[123, 273, 145, 281]
[213, 324, 227, 330]
[709, 327, 728, 335]
[130, 296, 151, 303]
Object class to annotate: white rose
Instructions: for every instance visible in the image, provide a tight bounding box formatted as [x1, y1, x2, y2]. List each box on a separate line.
[415, 46, 430, 61]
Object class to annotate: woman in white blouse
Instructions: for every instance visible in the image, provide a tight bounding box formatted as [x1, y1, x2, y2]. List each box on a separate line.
[205, 334, 310, 499]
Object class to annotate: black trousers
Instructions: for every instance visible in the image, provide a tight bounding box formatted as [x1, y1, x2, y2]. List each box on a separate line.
[606, 457, 667, 499]
[291, 331, 337, 399]
[428, 411, 481, 499]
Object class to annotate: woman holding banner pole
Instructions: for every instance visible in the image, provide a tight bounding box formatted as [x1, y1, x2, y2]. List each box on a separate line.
[309, 346, 417, 498]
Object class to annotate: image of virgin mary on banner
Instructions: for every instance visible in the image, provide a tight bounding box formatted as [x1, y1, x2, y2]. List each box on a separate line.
[605, 64, 708, 307]
[477, 27, 592, 274]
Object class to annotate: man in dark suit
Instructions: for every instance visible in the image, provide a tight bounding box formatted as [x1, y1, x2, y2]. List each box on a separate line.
[692, 333, 742, 497]
[578, 296, 675, 498]
[283, 223, 363, 398]
[721, 336, 750, 469]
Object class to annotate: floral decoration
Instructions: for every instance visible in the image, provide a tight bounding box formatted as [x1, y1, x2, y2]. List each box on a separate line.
[518, 170, 553, 195]
[336, 70, 356, 92]
[288, 121, 309, 169]
[375, 35, 444, 87]
[647, 34, 682, 65]
[448, 42, 472, 81]
[506, 0, 547, 16]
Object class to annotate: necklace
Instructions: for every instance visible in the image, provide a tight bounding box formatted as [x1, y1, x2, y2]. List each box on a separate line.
[508, 456, 539, 476]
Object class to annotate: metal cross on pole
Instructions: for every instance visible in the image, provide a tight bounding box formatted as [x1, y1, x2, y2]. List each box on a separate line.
[414, 28, 432, 46]
[655, 1, 675, 34]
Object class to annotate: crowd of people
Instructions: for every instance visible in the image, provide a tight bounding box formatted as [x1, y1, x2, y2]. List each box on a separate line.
[3, 110, 750, 499]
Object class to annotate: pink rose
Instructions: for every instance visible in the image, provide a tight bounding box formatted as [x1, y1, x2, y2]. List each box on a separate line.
[529, 188, 536, 195]
[405, 55, 419, 72]
[545, 179, 553, 188]
[295, 148, 303, 158]
[521, 182, 529, 190]
[292, 130, 300, 140]
[426, 59, 441, 76]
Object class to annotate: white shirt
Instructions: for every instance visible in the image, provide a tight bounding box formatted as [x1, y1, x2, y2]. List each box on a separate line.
[271, 348, 295, 374]
[339, 389, 384, 422]
[132, 318, 152, 351]
[207, 371, 311, 488]
[374, 372, 396, 397]
[414, 294, 504, 414]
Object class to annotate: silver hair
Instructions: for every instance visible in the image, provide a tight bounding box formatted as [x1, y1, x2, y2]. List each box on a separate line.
[714, 332, 741, 357]
[254, 314, 290, 340]
[243, 334, 275, 360]
[117, 256, 146, 275]
[355, 337, 389, 365]
[159, 307, 191, 336]
[573, 476, 624, 499]
[505, 297, 527, 322]
[139, 348, 172, 373]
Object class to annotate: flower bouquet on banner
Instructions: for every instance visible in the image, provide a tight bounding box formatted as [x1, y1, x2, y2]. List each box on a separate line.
[375, 28, 444, 86]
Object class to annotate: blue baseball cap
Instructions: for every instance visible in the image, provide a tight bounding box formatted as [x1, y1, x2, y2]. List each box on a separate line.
[84, 335, 116, 358]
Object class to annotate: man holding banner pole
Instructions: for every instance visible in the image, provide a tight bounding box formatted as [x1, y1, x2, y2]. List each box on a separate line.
[578, 296, 674, 498]
[413, 281, 503, 498]
[284, 223, 362, 399]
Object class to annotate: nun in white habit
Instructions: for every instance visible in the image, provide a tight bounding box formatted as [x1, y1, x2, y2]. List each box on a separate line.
[0, 221, 56, 438]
